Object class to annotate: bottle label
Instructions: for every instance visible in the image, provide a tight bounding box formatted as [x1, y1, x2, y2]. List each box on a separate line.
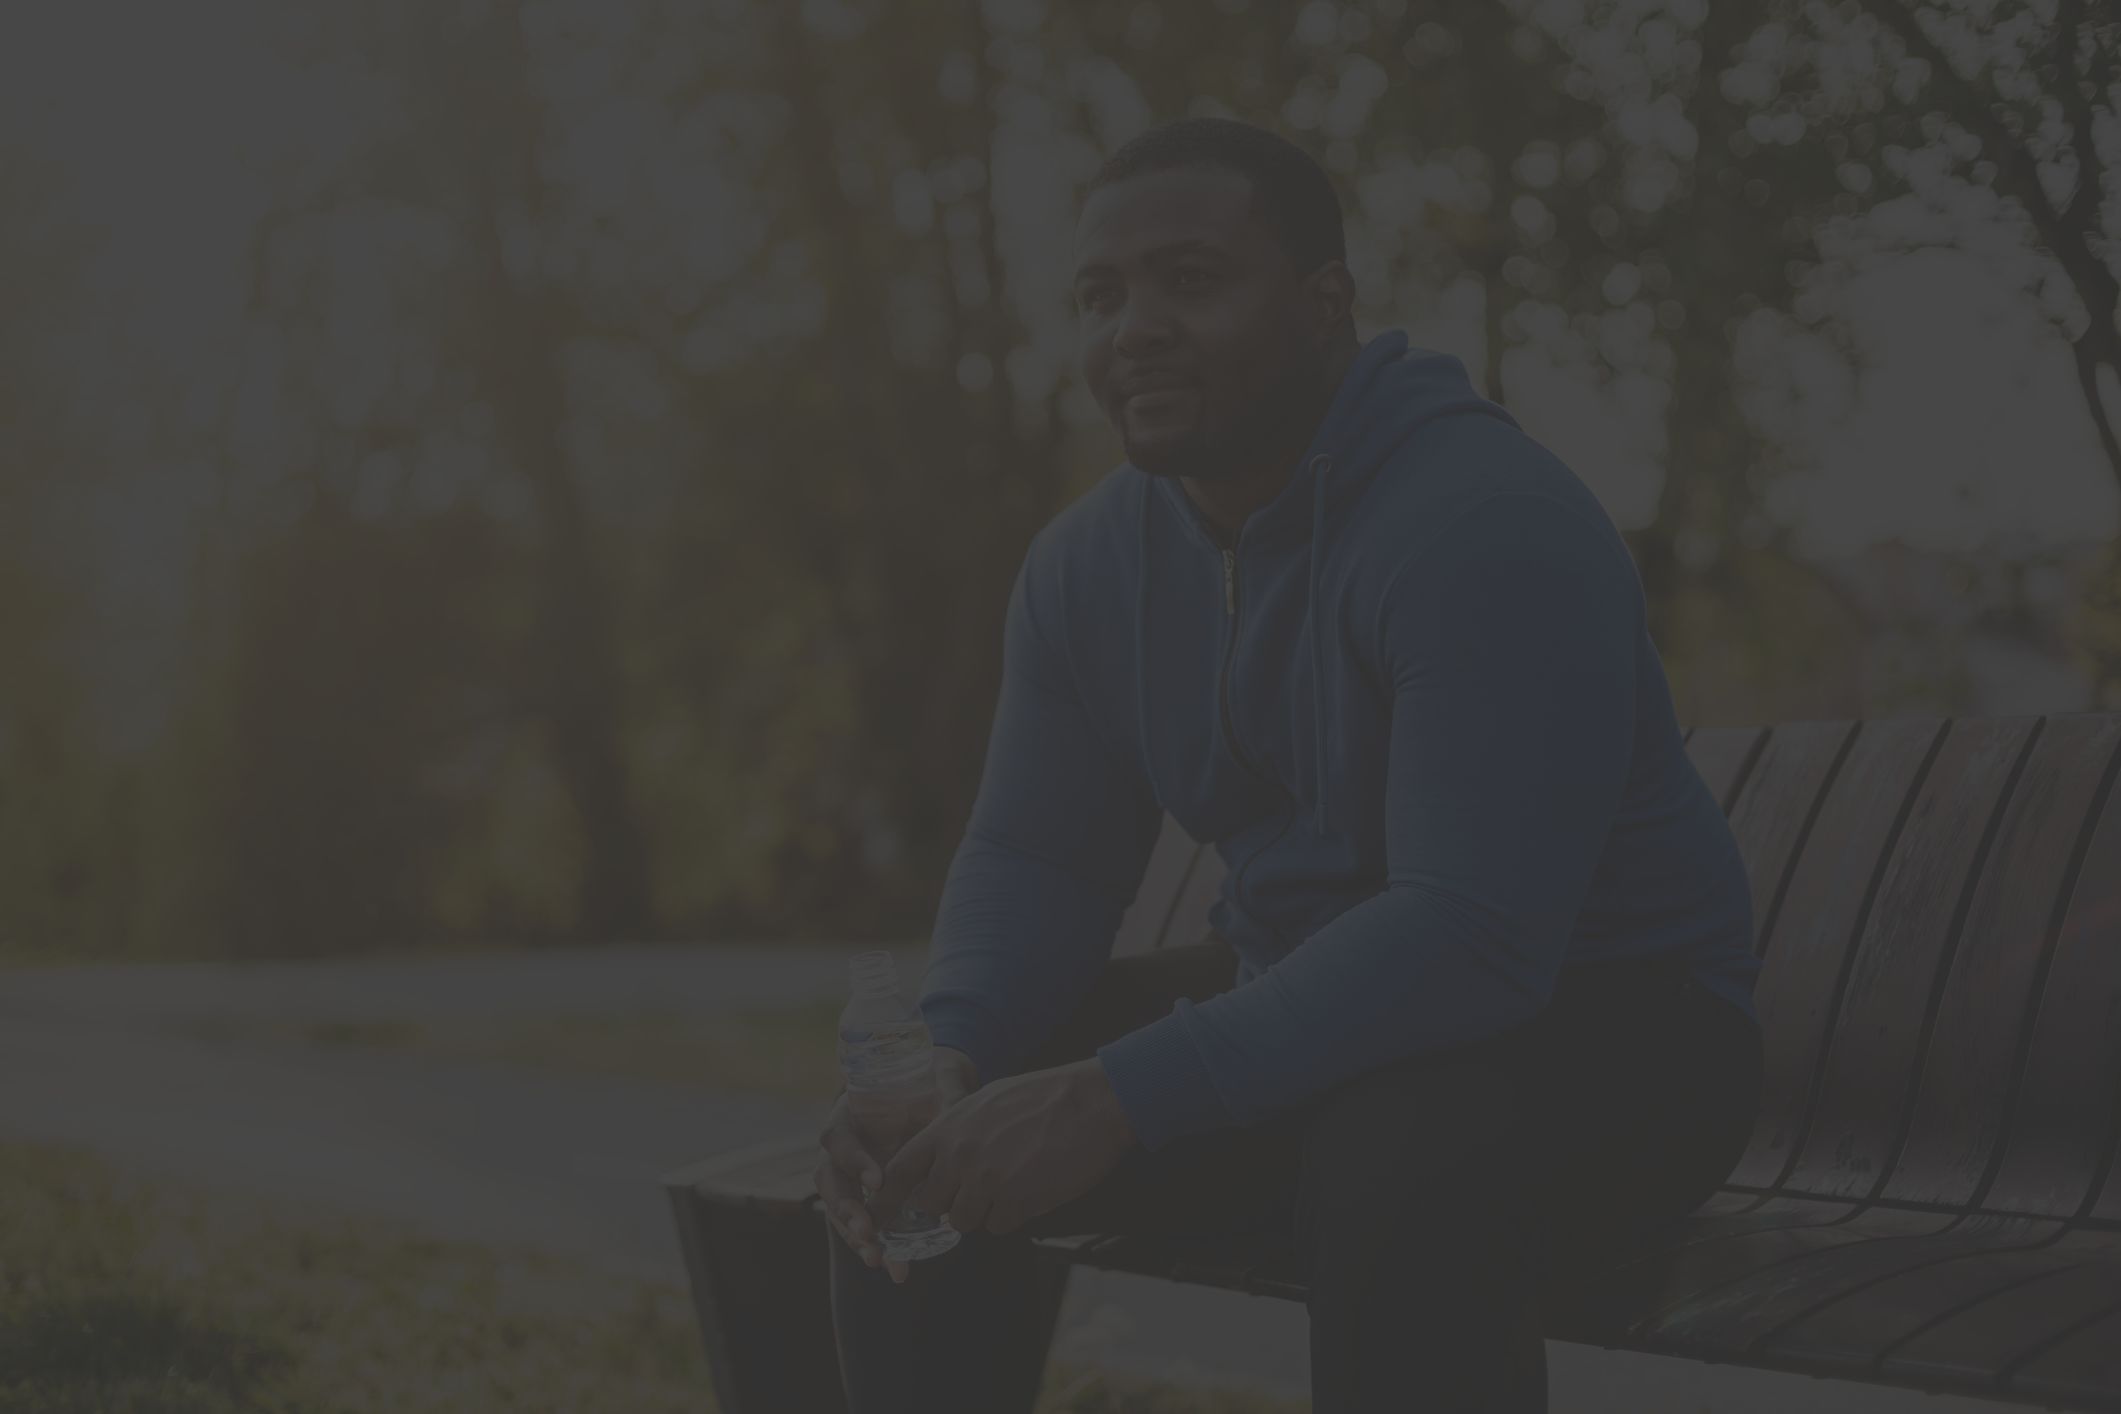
[840, 1019, 939, 1159]
[838, 1019, 929, 1082]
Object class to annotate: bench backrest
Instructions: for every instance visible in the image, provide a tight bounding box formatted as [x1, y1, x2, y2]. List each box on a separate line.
[1110, 714, 2121, 1223]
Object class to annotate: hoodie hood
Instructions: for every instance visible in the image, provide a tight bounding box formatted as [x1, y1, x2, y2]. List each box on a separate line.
[1131, 330, 1520, 836]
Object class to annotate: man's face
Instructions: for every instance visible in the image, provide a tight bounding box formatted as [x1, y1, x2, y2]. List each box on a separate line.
[1073, 165, 1320, 481]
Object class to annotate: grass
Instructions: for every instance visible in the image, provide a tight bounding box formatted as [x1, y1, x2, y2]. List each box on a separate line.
[15, 1007, 1304, 1414]
[1, 1142, 1302, 1414]
[0, 1142, 712, 1413]
[180, 1000, 850, 1107]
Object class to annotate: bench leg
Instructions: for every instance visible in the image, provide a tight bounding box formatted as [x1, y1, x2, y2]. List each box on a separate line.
[668, 1184, 1077, 1413]
[668, 1191, 850, 1414]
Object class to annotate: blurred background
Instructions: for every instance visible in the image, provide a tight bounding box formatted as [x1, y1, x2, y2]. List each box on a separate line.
[3, 0, 2118, 966]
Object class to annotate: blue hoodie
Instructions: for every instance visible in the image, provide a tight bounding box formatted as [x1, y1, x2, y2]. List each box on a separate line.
[918, 330, 1760, 1153]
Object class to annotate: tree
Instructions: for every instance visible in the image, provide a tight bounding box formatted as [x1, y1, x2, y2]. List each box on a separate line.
[215, 0, 657, 941]
[0, 138, 124, 957]
[1833, 0, 2121, 485]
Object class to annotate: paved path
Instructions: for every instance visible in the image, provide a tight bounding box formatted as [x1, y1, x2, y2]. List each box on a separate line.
[1, 946, 2028, 1411]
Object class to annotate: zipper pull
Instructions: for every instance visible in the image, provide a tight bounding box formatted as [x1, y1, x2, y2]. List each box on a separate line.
[1222, 549, 1236, 616]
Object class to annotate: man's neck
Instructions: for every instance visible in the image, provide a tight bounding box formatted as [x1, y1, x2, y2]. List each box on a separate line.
[1180, 340, 1358, 546]
[1180, 466, 1294, 549]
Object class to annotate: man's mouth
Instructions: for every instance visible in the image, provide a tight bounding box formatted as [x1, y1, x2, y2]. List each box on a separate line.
[1114, 372, 1194, 401]
[1120, 382, 1196, 410]
[1122, 390, 1196, 426]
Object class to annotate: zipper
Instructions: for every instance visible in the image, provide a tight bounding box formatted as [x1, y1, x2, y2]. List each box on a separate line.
[1215, 540, 1297, 948]
[1218, 548, 1253, 772]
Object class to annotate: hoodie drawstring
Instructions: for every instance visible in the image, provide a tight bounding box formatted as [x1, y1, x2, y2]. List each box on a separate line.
[1307, 452, 1333, 837]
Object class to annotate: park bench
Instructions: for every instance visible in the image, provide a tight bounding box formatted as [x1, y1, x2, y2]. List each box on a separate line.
[665, 712, 2121, 1412]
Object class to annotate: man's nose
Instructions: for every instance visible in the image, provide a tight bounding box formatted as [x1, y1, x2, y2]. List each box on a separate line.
[1111, 286, 1178, 356]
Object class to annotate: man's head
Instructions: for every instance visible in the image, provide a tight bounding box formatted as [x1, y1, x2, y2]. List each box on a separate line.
[1073, 117, 1357, 482]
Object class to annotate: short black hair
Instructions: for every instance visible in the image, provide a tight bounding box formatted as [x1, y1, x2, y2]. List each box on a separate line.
[1087, 117, 1346, 275]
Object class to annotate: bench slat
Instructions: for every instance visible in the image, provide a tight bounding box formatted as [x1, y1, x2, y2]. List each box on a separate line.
[1679, 721, 1851, 1218]
[1639, 1206, 1959, 1340]
[2012, 1298, 2121, 1406]
[1112, 814, 1207, 959]
[1732, 719, 1943, 1191]
[1884, 714, 2121, 1210]
[1763, 1233, 2087, 1371]
[1651, 1195, 1859, 1250]
[1663, 1212, 2058, 1353]
[1785, 717, 2038, 1200]
[1724, 720, 1857, 959]
[1684, 725, 1769, 814]
[1995, 732, 2121, 1221]
[1881, 1251, 2121, 1389]
[670, 1136, 821, 1212]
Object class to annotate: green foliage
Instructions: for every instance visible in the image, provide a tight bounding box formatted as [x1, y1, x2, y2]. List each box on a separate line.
[150, 494, 546, 957]
[0, 563, 117, 959]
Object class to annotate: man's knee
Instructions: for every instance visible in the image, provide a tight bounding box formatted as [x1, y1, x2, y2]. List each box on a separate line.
[1295, 1051, 1532, 1261]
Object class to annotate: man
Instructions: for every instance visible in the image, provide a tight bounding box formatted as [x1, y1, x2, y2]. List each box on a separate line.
[816, 116, 1764, 1412]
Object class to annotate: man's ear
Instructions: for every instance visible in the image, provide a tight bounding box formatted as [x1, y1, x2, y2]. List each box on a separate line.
[1305, 260, 1357, 350]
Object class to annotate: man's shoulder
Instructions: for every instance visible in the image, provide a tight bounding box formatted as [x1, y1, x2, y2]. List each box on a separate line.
[1020, 463, 1140, 585]
[1343, 416, 1622, 573]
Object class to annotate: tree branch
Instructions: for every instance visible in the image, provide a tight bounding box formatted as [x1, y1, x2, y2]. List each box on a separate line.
[1865, 0, 2073, 256]
[2051, 0, 2108, 233]
[1866, 2, 2121, 376]
[2076, 341, 2121, 485]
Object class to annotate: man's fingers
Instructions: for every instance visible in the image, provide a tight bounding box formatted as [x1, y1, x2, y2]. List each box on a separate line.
[815, 1151, 883, 1265]
[816, 1152, 869, 1217]
[941, 1182, 990, 1235]
[907, 1170, 967, 1229]
[839, 1202, 882, 1265]
[820, 1128, 884, 1191]
[868, 1128, 940, 1229]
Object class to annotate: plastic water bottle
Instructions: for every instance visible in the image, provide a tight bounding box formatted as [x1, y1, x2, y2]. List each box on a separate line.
[837, 949, 963, 1263]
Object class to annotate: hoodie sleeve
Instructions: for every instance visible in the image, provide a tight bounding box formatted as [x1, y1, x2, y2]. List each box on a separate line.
[1095, 492, 1642, 1149]
[916, 531, 1166, 1088]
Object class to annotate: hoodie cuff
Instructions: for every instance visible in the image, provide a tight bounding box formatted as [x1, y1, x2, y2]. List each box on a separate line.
[918, 994, 1002, 1089]
[1095, 1003, 1237, 1152]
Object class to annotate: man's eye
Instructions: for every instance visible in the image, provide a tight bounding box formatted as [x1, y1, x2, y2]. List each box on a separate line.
[1172, 267, 1212, 289]
[1079, 287, 1117, 313]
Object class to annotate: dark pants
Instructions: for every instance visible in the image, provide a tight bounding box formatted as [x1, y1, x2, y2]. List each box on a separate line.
[830, 938, 1763, 1413]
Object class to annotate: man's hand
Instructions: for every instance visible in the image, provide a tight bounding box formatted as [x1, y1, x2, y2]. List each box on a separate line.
[817, 1046, 979, 1284]
[865, 1057, 1136, 1277]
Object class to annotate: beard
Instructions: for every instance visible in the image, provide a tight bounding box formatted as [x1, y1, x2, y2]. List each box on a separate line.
[1121, 351, 1322, 483]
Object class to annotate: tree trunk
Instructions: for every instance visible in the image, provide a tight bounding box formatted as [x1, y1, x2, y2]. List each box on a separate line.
[451, 6, 653, 940]
[1482, 240, 1510, 406]
[1641, 0, 1768, 661]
